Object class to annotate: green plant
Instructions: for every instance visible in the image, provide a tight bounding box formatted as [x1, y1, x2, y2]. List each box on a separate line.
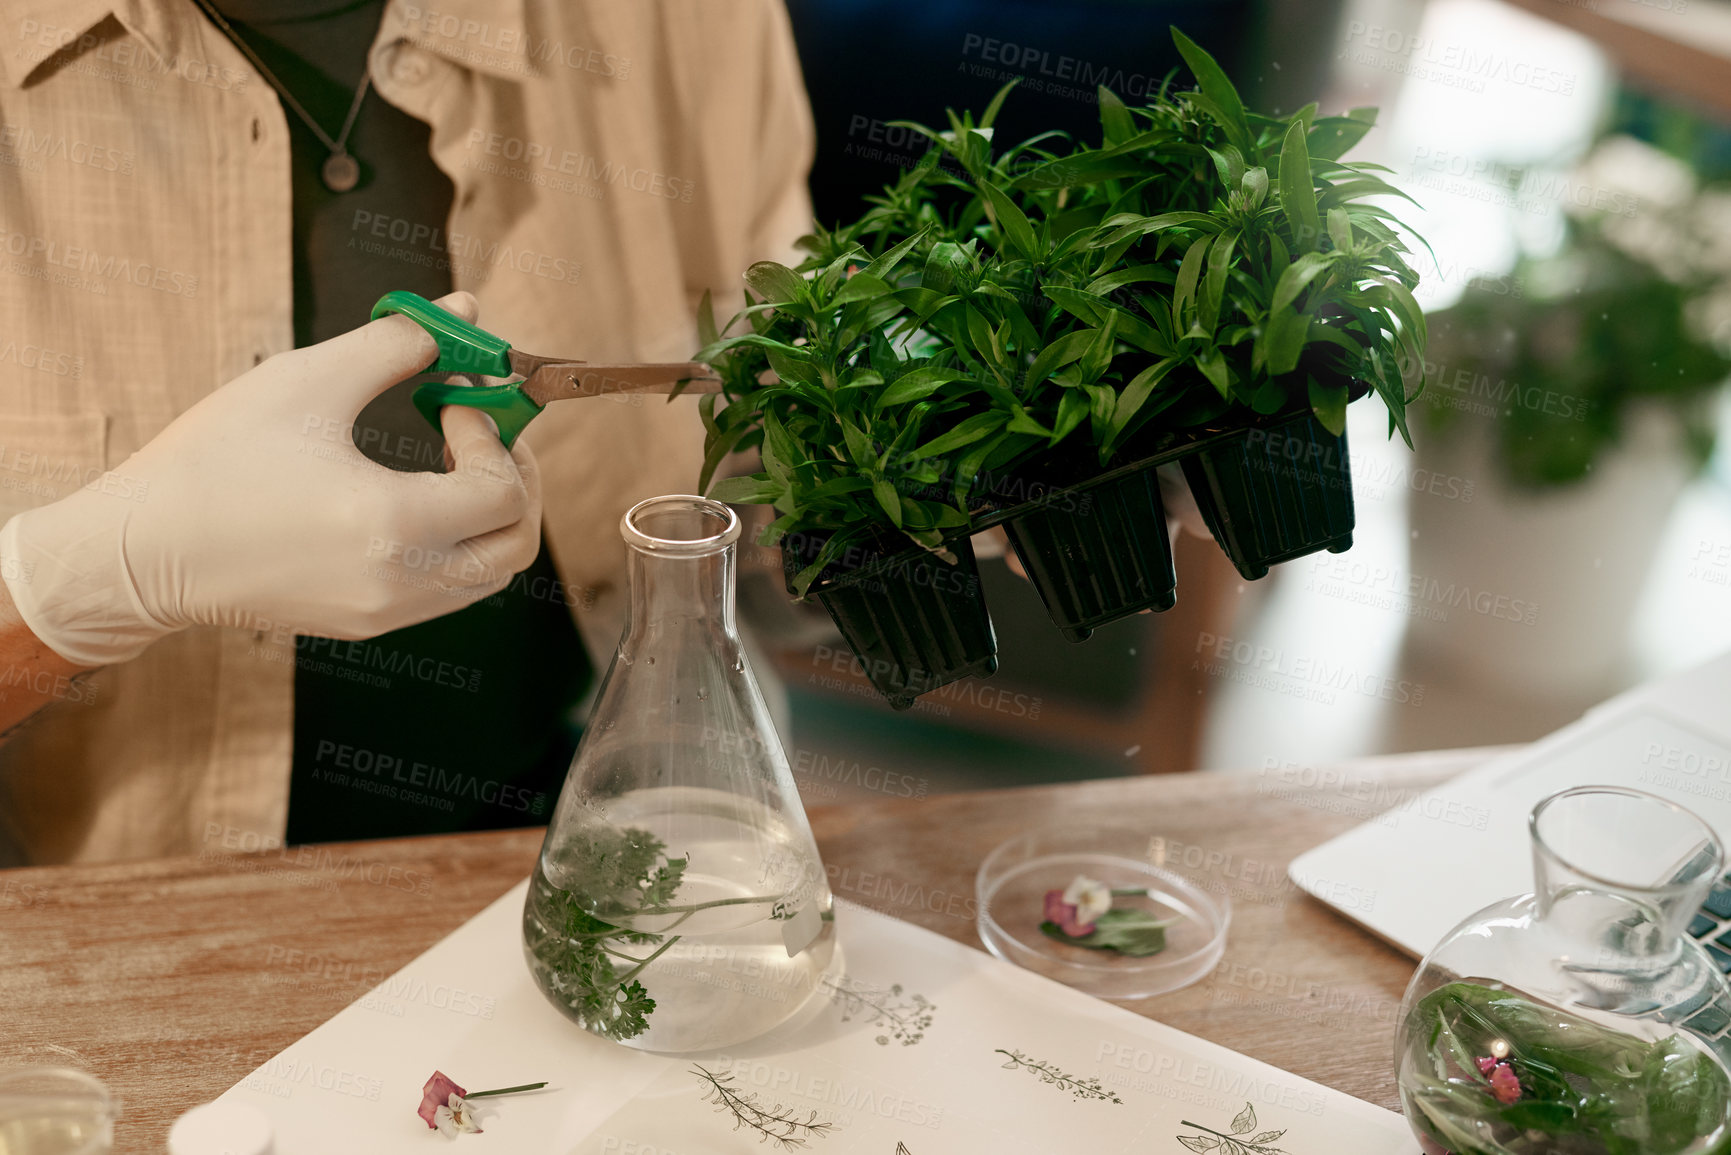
[1427, 201, 1727, 487]
[1400, 982, 1731, 1154]
[694, 27, 1426, 593]
[536, 826, 791, 1041]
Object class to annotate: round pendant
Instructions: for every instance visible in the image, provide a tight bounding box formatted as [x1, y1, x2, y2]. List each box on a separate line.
[321, 151, 360, 193]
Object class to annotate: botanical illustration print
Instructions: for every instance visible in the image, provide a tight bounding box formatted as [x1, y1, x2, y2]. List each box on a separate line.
[691, 1064, 836, 1149]
[1177, 1102, 1287, 1154]
[994, 1048, 1124, 1104]
[824, 976, 937, 1046]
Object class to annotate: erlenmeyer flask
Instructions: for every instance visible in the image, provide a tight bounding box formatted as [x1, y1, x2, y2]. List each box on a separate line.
[1395, 786, 1731, 1154]
[522, 495, 838, 1053]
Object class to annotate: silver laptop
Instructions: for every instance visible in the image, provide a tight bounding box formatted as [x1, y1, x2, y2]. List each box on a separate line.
[1288, 650, 1731, 962]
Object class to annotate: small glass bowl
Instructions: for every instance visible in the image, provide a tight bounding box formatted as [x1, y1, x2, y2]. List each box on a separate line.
[976, 823, 1230, 999]
[0, 1067, 116, 1155]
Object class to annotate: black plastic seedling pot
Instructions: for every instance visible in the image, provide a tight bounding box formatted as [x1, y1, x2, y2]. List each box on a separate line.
[1180, 409, 1355, 580]
[998, 458, 1176, 643]
[775, 400, 1360, 707]
[782, 531, 998, 711]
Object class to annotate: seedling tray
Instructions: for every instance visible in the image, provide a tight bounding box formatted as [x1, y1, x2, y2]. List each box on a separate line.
[783, 407, 1356, 708]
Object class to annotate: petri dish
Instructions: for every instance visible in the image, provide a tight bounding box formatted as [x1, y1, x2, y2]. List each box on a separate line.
[976, 823, 1229, 1000]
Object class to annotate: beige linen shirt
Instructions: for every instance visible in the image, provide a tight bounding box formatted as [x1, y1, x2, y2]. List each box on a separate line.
[0, 0, 813, 864]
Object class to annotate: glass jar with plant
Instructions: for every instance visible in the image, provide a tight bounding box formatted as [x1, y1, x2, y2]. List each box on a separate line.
[693, 28, 1428, 708]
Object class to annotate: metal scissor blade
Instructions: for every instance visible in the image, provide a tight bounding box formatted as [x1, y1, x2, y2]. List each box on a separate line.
[518, 361, 721, 405]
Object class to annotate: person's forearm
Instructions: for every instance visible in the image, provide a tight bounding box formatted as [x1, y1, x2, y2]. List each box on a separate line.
[0, 577, 91, 740]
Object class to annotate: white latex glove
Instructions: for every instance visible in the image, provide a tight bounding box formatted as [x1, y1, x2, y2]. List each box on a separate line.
[0, 291, 542, 668]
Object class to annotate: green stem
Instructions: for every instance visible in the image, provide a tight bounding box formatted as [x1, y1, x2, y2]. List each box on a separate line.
[601, 945, 651, 964]
[467, 1082, 548, 1099]
[636, 891, 785, 917]
[613, 933, 681, 988]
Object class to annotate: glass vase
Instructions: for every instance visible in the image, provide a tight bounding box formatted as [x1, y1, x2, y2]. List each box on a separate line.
[1395, 786, 1731, 1154]
[522, 495, 837, 1053]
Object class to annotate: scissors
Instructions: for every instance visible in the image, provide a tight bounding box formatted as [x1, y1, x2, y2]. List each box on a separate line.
[372, 290, 721, 449]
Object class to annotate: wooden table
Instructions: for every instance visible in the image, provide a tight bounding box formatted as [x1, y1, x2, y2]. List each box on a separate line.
[1, 746, 1504, 1151]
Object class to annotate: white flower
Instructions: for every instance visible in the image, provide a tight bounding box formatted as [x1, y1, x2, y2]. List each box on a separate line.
[434, 1093, 483, 1137]
[1062, 875, 1112, 926]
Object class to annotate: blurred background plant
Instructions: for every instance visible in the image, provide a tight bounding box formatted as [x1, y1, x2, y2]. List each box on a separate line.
[1425, 133, 1731, 489]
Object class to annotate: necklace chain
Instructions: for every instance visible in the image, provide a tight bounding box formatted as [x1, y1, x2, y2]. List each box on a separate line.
[190, 0, 370, 159]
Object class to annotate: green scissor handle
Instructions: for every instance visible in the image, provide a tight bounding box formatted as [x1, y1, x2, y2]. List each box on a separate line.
[370, 290, 544, 449]
[405, 379, 542, 450]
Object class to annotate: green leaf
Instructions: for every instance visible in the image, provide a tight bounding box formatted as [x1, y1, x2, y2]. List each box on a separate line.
[1308, 375, 1348, 436]
[1241, 165, 1269, 209]
[697, 423, 748, 496]
[979, 179, 1040, 262]
[1077, 313, 1118, 383]
[1279, 120, 1322, 251]
[1307, 108, 1377, 160]
[871, 476, 903, 527]
[1171, 27, 1250, 152]
[1050, 389, 1089, 443]
[922, 241, 969, 294]
[1108, 357, 1179, 446]
[1173, 233, 1212, 330]
[1098, 210, 1222, 250]
[1196, 347, 1230, 397]
[1040, 908, 1170, 957]
[841, 419, 875, 467]
[877, 366, 970, 407]
[764, 345, 822, 388]
[760, 409, 796, 483]
[788, 531, 853, 598]
[743, 260, 808, 305]
[829, 272, 893, 307]
[1206, 145, 1245, 190]
[1042, 285, 1109, 327]
[979, 78, 1020, 129]
[1271, 250, 1334, 315]
[707, 474, 782, 504]
[907, 411, 1007, 460]
[837, 293, 908, 347]
[696, 288, 718, 348]
[1366, 346, 1413, 448]
[1024, 329, 1096, 390]
[1249, 377, 1287, 414]
[1005, 405, 1054, 437]
[1327, 206, 1354, 254]
[1263, 306, 1312, 376]
[861, 228, 928, 284]
[1097, 86, 1135, 146]
[1085, 264, 1173, 296]
[1199, 229, 1239, 336]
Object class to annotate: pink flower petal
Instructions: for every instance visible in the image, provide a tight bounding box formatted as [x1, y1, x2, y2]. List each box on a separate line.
[1475, 1057, 1497, 1075]
[1042, 890, 1096, 937]
[419, 1071, 466, 1129]
[1488, 1062, 1522, 1105]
